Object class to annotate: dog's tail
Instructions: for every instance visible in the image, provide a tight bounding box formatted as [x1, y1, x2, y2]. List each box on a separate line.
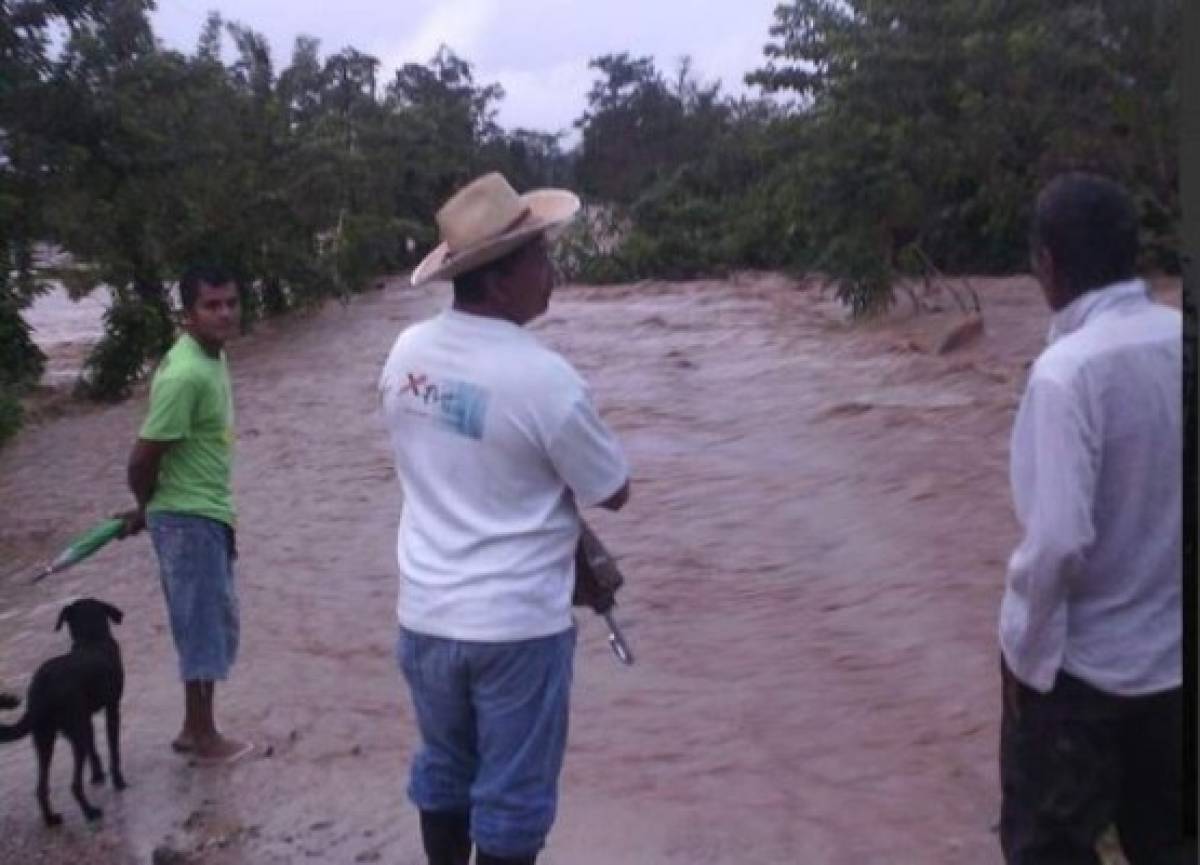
[0, 712, 31, 742]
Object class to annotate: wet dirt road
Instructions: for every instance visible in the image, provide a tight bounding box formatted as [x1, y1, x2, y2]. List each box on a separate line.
[0, 273, 1064, 863]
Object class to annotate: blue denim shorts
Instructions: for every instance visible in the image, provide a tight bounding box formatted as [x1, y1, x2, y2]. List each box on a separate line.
[398, 627, 576, 858]
[149, 512, 239, 682]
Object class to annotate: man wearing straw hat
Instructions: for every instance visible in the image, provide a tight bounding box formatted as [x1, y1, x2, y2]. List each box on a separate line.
[379, 173, 631, 865]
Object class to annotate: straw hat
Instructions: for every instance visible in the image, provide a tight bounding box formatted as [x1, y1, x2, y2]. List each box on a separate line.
[410, 172, 580, 287]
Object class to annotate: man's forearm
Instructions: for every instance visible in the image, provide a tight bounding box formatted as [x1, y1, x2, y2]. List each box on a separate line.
[127, 439, 170, 511]
[128, 461, 157, 510]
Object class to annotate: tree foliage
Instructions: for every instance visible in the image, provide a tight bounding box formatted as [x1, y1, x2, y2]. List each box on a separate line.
[0, 0, 110, 440]
[1, 0, 564, 405]
[0, 0, 1183, 440]
[571, 0, 1180, 312]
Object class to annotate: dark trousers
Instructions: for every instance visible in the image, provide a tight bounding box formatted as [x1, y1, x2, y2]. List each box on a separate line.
[1000, 658, 1191, 865]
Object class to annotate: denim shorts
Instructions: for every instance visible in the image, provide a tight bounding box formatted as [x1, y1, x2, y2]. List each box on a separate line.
[149, 512, 239, 682]
[398, 627, 576, 858]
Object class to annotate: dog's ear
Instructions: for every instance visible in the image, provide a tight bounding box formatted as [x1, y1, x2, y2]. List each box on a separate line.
[55, 604, 74, 632]
[101, 601, 124, 625]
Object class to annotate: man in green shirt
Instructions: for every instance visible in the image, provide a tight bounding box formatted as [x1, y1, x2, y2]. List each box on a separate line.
[119, 264, 250, 764]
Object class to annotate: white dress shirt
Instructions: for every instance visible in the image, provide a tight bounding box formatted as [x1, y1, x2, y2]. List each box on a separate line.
[999, 279, 1182, 695]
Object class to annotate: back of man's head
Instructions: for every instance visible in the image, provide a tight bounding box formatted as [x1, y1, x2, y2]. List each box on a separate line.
[1031, 172, 1139, 298]
[451, 239, 533, 306]
[180, 264, 235, 311]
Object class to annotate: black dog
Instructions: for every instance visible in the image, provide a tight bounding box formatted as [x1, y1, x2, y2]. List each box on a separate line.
[0, 598, 127, 826]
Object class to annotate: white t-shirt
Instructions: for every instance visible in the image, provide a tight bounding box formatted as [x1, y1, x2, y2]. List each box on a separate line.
[379, 308, 629, 641]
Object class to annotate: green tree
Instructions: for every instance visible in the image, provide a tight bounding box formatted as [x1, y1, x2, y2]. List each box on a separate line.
[385, 46, 505, 217]
[0, 0, 109, 439]
[745, 0, 1181, 313]
[574, 53, 687, 204]
[45, 0, 179, 388]
[0, 8, 567, 421]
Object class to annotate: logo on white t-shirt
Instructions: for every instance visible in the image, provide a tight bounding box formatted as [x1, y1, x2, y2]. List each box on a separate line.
[398, 371, 490, 440]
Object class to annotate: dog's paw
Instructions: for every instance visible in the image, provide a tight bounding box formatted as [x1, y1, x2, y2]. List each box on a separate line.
[83, 806, 103, 822]
[113, 774, 128, 791]
[44, 812, 63, 828]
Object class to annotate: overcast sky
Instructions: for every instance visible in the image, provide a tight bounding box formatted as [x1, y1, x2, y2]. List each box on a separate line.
[151, 0, 784, 139]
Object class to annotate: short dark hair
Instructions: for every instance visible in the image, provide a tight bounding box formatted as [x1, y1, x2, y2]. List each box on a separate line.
[1031, 173, 1139, 297]
[179, 264, 235, 310]
[451, 240, 537, 305]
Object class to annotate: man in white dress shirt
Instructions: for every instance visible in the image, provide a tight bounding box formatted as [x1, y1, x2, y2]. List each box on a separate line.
[998, 172, 1188, 864]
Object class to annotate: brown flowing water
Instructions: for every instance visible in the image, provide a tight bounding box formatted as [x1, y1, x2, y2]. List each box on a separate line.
[0, 273, 1176, 863]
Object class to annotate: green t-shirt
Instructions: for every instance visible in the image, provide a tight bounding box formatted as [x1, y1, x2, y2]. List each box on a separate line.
[140, 333, 236, 526]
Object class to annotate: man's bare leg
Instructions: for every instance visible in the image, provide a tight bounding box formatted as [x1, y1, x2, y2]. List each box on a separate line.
[171, 681, 204, 752]
[173, 681, 247, 760]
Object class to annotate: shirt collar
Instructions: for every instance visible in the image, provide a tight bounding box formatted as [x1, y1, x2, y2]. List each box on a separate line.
[1047, 278, 1147, 344]
[443, 307, 526, 336]
[179, 332, 224, 362]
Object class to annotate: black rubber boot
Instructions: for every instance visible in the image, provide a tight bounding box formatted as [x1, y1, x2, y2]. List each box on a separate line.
[476, 851, 536, 865]
[419, 810, 472, 865]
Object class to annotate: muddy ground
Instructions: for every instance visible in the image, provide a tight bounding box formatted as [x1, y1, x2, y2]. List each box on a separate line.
[0, 273, 1177, 863]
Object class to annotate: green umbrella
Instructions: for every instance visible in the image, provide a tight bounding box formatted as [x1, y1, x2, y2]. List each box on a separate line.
[29, 517, 126, 583]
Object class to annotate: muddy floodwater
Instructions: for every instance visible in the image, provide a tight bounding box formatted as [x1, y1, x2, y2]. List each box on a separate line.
[0, 273, 1177, 863]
